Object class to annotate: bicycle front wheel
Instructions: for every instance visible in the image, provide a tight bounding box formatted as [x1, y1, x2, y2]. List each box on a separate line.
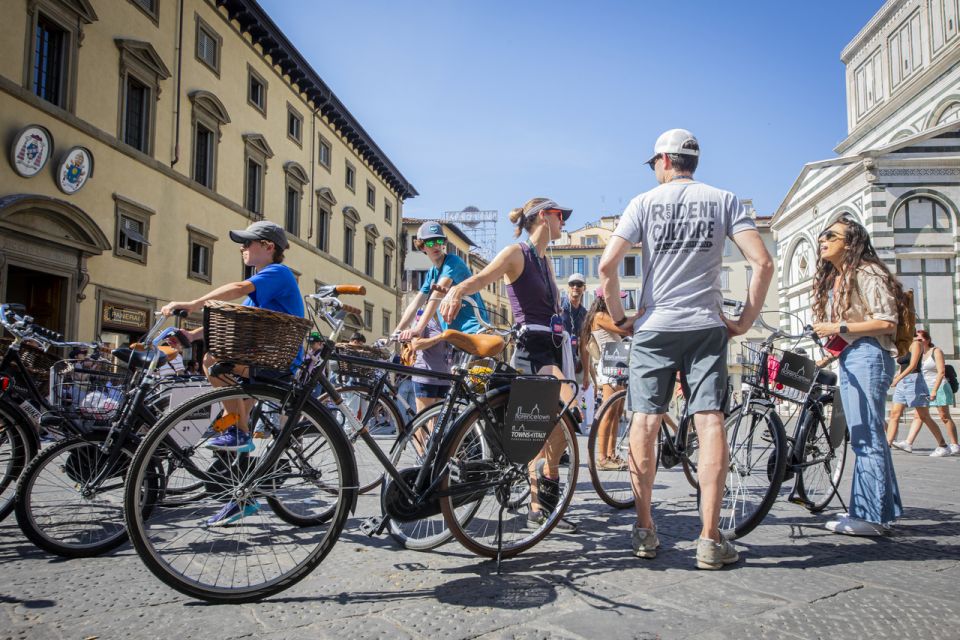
[124, 384, 356, 603]
[795, 409, 848, 513]
[0, 400, 36, 522]
[321, 384, 403, 493]
[587, 389, 633, 509]
[439, 390, 579, 559]
[720, 402, 786, 540]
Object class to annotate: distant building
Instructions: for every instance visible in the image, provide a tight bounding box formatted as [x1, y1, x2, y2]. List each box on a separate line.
[772, 0, 960, 358]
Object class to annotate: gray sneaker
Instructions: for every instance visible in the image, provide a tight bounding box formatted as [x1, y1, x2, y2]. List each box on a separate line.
[696, 535, 739, 570]
[631, 523, 660, 559]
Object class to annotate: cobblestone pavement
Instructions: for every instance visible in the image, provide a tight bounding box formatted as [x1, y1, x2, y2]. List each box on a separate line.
[1, 426, 958, 640]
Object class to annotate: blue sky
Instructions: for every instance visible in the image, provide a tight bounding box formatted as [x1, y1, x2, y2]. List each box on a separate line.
[260, 1, 882, 245]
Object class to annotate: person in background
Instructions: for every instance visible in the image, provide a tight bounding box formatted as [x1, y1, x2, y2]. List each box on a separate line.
[887, 331, 953, 457]
[348, 332, 366, 346]
[916, 329, 960, 455]
[393, 221, 488, 415]
[812, 215, 903, 536]
[581, 287, 633, 470]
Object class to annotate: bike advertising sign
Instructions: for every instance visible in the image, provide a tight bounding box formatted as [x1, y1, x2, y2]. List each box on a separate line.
[502, 377, 561, 464]
[773, 351, 817, 394]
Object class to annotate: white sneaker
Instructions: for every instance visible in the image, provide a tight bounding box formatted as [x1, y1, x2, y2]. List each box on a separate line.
[826, 514, 888, 536]
[930, 446, 951, 457]
[949, 444, 960, 455]
[891, 440, 913, 453]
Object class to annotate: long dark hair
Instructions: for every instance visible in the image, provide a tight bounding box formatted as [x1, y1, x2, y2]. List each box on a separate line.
[812, 215, 904, 322]
[581, 296, 608, 346]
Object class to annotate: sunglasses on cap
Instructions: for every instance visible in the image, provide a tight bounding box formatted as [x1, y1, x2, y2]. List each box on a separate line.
[423, 238, 446, 248]
[817, 230, 846, 243]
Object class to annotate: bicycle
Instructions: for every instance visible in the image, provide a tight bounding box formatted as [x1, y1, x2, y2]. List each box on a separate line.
[13, 311, 212, 557]
[0, 303, 105, 522]
[123, 287, 579, 603]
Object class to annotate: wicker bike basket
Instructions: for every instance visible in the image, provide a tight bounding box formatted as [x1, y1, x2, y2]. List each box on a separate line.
[0, 337, 60, 386]
[203, 301, 311, 370]
[334, 343, 391, 381]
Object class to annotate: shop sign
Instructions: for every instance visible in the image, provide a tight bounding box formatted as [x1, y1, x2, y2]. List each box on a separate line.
[102, 303, 149, 330]
[10, 125, 53, 178]
[57, 146, 94, 194]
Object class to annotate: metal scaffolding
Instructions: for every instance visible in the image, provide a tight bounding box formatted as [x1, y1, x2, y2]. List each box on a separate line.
[442, 206, 498, 261]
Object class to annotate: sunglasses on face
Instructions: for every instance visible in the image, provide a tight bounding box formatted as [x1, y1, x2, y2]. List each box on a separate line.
[423, 238, 446, 248]
[241, 240, 263, 249]
[569, 283, 584, 288]
[818, 230, 846, 243]
[647, 154, 661, 171]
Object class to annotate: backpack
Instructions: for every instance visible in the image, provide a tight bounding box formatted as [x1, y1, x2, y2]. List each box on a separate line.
[894, 289, 917, 359]
[945, 363, 959, 394]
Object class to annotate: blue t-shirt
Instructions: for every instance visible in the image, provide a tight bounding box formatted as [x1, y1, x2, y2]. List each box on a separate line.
[419, 254, 487, 334]
[243, 263, 305, 367]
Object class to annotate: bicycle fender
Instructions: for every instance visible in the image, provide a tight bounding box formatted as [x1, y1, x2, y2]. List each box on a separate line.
[0, 396, 40, 458]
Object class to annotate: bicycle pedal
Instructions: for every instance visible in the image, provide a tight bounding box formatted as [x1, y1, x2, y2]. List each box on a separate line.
[359, 515, 386, 536]
[211, 413, 239, 433]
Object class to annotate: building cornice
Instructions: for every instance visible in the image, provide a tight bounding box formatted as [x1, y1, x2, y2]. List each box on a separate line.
[212, 0, 417, 199]
[840, 0, 904, 64]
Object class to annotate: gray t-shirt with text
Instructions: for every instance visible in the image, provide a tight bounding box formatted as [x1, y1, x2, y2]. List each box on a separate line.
[612, 181, 756, 332]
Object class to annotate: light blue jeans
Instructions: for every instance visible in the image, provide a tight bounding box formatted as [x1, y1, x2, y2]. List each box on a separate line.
[838, 337, 903, 525]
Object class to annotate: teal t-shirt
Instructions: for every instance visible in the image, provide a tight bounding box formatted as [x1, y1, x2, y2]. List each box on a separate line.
[419, 254, 487, 333]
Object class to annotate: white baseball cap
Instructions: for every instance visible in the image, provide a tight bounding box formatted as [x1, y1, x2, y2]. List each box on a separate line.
[646, 129, 700, 166]
[567, 273, 585, 285]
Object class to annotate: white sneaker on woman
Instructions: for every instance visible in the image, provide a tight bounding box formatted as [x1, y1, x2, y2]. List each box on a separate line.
[891, 440, 913, 453]
[826, 514, 889, 536]
[949, 444, 960, 455]
[930, 446, 951, 457]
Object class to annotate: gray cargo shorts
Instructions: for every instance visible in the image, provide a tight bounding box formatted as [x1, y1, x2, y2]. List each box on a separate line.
[627, 326, 729, 415]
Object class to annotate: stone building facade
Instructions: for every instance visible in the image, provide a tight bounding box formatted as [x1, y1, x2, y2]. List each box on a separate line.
[772, 0, 960, 359]
[0, 0, 415, 345]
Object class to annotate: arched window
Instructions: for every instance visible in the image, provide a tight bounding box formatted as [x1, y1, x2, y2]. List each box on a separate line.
[785, 237, 814, 287]
[937, 102, 960, 126]
[892, 196, 952, 233]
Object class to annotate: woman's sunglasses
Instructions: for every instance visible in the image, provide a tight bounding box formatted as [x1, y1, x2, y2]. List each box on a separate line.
[423, 238, 446, 248]
[818, 230, 846, 243]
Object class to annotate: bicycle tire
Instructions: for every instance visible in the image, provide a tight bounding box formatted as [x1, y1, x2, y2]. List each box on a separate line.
[587, 389, 633, 509]
[721, 402, 787, 540]
[439, 389, 579, 559]
[795, 409, 848, 513]
[0, 399, 38, 522]
[14, 431, 161, 557]
[319, 384, 403, 494]
[124, 384, 356, 603]
[384, 399, 482, 551]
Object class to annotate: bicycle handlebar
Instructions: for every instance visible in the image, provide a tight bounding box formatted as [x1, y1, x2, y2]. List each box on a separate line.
[334, 285, 366, 296]
[1, 302, 97, 352]
[722, 298, 822, 345]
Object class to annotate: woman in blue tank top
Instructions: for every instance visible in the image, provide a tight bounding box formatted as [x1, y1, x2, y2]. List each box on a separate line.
[440, 197, 579, 533]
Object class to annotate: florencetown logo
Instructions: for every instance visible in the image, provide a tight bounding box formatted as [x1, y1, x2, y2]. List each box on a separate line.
[777, 361, 813, 387]
[511, 405, 550, 440]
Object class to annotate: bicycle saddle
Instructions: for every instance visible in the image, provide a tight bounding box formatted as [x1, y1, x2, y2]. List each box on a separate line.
[112, 345, 173, 370]
[437, 330, 505, 358]
[815, 369, 838, 386]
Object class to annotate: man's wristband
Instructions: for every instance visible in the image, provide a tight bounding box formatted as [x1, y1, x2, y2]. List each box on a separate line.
[614, 316, 631, 327]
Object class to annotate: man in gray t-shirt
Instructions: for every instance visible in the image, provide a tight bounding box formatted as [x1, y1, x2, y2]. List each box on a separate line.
[598, 128, 773, 570]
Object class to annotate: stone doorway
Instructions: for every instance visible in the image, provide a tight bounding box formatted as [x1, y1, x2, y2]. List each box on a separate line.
[5, 265, 67, 334]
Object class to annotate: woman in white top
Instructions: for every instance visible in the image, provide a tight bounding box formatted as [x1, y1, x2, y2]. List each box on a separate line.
[580, 288, 633, 471]
[892, 329, 958, 456]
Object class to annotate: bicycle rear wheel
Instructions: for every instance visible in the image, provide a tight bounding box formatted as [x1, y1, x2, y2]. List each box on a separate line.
[439, 390, 579, 559]
[14, 431, 160, 557]
[720, 402, 786, 540]
[124, 384, 356, 603]
[0, 400, 36, 522]
[587, 389, 633, 509]
[384, 401, 472, 551]
[795, 409, 848, 513]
